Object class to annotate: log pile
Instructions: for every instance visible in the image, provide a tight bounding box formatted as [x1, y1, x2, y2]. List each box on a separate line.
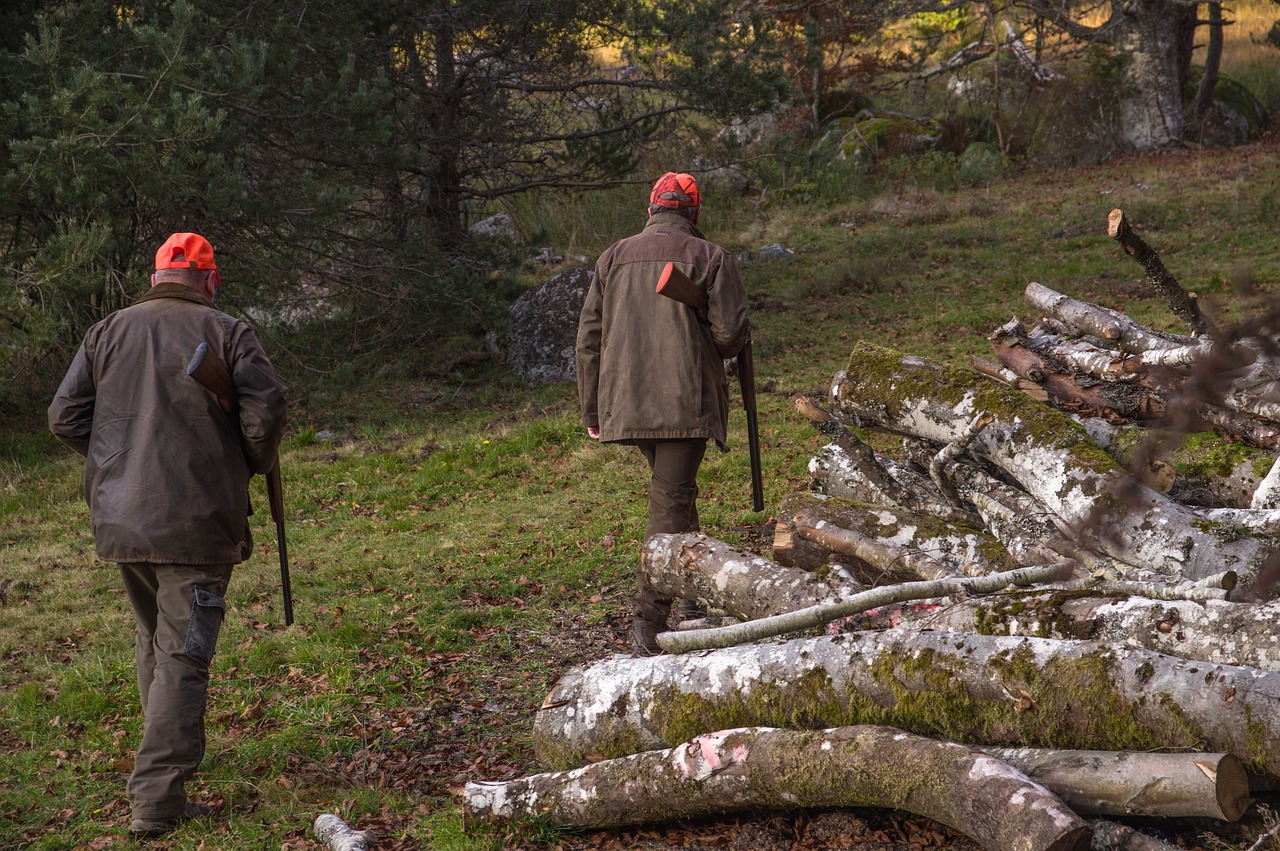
[463, 211, 1280, 850]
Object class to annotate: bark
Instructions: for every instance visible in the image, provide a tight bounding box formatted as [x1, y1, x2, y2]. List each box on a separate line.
[658, 564, 1069, 654]
[799, 398, 980, 526]
[1108, 208, 1209, 336]
[1188, 2, 1224, 124]
[772, 492, 1017, 581]
[1089, 819, 1185, 851]
[313, 814, 374, 851]
[1085, 420, 1271, 509]
[980, 747, 1250, 821]
[837, 594, 1280, 673]
[467, 725, 1092, 851]
[532, 628, 1280, 782]
[830, 342, 1274, 594]
[990, 320, 1166, 423]
[1024, 282, 1191, 354]
[638, 532, 862, 622]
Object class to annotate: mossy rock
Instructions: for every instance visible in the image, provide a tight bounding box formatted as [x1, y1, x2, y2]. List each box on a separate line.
[809, 114, 939, 164]
[958, 141, 1011, 185]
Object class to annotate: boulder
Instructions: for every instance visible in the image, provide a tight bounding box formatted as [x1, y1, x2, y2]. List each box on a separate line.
[470, 212, 518, 241]
[495, 264, 593, 385]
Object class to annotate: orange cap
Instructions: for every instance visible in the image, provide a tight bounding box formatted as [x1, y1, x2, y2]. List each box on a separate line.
[155, 232, 217, 271]
[649, 172, 701, 208]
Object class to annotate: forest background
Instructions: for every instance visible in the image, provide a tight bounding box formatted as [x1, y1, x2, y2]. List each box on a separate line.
[3, 1, 1280, 848]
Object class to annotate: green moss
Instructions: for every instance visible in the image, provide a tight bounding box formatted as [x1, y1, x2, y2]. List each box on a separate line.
[842, 342, 1117, 477]
[649, 669, 865, 746]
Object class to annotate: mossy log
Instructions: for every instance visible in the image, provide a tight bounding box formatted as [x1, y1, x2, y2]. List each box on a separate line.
[830, 342, 1275, 595]
[532, 629, 1280, 783]
[639, 532, 861, 622]
[771, 492, 1017, 581]
[852, 593, 1280, 672]
[808, 441, 1094, 570]
[797, 396, 980, 526]
[980, 747, 1248, 821]
[1085, 421, 1272, 509]
[467, 725, 1092, 850]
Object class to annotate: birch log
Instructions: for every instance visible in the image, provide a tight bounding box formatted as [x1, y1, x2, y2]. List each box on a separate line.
[772, 492, 1017, 580]
[312, 814, 374, 851]
[980, 748, 1249, 820]
[840, 594, 1280, 672]
[1024, 282, 1192, 354]
[830, 342, 1275, 594]
[467, 725, 1092, 851]
[532, 629, 1280, 783]
[639, 532, 861, 621]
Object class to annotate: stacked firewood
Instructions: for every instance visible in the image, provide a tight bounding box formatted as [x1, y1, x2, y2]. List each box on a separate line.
[461, 211, 1280, 851]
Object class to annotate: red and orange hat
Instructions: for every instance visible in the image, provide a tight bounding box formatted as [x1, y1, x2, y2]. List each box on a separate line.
[649, 172, 701, 208]
[155, 232, 217, 271]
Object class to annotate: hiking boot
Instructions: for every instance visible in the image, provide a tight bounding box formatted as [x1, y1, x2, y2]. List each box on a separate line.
[129, 801, 216, 838]
[676, 598, 706, 621]
[631, 617, 666, 656]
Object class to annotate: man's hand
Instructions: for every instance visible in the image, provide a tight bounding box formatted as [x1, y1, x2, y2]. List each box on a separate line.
[587, 426, 601, 440]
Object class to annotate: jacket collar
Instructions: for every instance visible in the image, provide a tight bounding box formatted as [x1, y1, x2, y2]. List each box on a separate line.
[644, 210, 706, 241]
[134, 282, 216, 308]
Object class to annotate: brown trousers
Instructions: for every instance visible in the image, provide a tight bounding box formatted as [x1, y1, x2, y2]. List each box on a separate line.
[633, 438, 707, 624]
[120, 563, 232, 821]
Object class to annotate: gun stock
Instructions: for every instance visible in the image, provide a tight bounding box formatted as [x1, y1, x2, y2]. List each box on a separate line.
[656, 262, 708, 323]
[186, 342, 294, 625]
[655, 263, 764, 512]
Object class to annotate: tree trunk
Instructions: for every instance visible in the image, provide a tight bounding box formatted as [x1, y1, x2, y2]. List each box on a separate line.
[830, 342, 1274, 594]
[979, 748, 1249, 821]
[469, 725, 1092, 851]
[532, 629, 1280, 783]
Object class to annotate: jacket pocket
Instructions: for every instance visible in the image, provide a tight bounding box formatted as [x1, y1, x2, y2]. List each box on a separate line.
[185, 587, 227, 663]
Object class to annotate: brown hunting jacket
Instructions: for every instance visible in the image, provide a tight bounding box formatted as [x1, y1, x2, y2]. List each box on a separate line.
[48, 283, 287, 566]
[576, 211, 751, 445]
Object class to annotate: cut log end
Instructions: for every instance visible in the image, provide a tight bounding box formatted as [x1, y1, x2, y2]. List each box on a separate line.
[1214, 753, 1252, 822]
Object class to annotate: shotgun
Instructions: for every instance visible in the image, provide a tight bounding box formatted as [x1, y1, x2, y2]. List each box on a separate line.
[186, 342, 294, 625]
[656, 262, 764, 512]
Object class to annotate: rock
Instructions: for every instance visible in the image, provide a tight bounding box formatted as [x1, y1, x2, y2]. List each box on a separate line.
[497, 264, 593, 385]
[958, 141, 1011, 186]
[756, 243, 790, 262]
[470, 212, 518, 241]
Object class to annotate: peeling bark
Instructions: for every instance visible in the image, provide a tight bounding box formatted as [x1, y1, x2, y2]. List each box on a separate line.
[773, 492, 1016, 582]
[981, 748, 1249, 821]
[533, 629, 1280, 783]
[639, 532, 862, 622]
[468, 725, 1092, 851]
[867, 593, 1280, 672]
[831, 342, 1274, 594]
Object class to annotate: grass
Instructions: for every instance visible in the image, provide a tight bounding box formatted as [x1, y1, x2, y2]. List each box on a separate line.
[5, 128, 1280, 848]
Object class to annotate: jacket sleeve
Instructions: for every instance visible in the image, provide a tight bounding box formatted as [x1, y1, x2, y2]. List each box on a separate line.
[227, 322, 288, 475]
[47, 342, 96, 457]
[575, 263, 605, 430]
[707, 250, 751, 359]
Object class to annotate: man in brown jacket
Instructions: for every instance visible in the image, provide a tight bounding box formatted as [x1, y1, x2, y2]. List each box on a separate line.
[576, 172, 751, 654]
[48, 232, 287, 838]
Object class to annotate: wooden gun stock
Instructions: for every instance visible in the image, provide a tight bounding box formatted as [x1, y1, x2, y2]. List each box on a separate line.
[186, 342, 294, 625]
[656, 262, 764, 512]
